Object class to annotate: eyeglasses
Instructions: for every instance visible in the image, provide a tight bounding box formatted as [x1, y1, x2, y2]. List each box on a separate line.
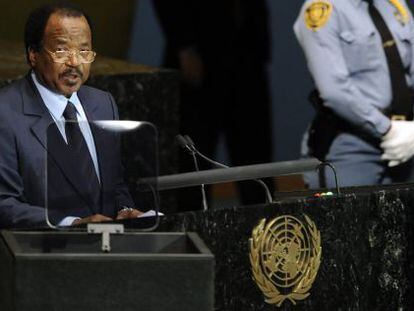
[43, 47, 96, 64]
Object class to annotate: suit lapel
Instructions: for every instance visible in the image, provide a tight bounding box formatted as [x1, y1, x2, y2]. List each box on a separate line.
[22, 74, 54, 150]
[22, 75, 97, 211]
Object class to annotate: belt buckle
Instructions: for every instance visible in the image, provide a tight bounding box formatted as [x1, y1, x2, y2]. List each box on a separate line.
[391, 115, 407, 121]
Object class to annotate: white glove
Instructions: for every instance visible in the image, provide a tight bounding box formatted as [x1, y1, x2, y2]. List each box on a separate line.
[380, 120, 414, 167]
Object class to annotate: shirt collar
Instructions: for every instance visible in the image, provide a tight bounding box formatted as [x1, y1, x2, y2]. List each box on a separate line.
[31, 71, 81, 120]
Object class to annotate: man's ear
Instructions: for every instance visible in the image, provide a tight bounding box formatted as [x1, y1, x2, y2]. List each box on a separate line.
[28, 47, 37, 67]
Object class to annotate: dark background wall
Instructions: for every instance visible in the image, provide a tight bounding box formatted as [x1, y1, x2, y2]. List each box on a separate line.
[0, 0, 136, 59]
[128, 0, 314, 162]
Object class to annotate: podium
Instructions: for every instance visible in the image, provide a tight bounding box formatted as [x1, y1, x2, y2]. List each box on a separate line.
[156, 183, 414, 310]
[0, 231, 214, 311]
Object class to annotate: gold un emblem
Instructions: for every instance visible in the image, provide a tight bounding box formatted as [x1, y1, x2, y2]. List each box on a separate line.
[249, 215, 321, 306]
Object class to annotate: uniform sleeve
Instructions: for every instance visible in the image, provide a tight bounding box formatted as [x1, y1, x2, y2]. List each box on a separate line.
[404, 0, 414, 89]
[294, 2, 391, 138]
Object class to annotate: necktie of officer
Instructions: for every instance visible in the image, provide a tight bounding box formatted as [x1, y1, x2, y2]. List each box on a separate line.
[63, 101, 101, 207]
[366, 0, 413, 119]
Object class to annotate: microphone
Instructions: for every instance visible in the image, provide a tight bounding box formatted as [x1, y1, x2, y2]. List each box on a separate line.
[176, 135, 209, 211]
[180, 134, 273, 203]
[176, 134, 193, 154]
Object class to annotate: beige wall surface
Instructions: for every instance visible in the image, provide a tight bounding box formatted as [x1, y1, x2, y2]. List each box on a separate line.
[0, 0, 136, 59]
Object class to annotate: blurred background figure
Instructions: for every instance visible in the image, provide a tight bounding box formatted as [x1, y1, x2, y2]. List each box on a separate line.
[152, 0, 273, 211]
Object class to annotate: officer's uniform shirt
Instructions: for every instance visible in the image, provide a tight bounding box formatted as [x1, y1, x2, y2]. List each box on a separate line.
[294, 0, 414, 139]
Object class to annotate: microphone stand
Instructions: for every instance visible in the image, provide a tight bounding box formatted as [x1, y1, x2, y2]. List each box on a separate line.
[178, 135, 273, 204]
[176, 135, 209, 211]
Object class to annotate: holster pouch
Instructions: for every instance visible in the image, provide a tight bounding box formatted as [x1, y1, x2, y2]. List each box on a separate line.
[307, 90, 346, 160]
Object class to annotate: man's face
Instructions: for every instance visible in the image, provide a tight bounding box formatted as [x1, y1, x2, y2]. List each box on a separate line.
[28, 13, 92, 97]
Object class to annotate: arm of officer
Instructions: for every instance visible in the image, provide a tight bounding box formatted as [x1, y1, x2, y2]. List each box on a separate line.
[407, 0, 414, 90]
[293, 1, 390, 139]
[381, 4, 414, 166]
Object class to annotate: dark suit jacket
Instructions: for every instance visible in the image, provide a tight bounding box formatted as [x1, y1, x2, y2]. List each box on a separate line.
[0, 74, 133, 228]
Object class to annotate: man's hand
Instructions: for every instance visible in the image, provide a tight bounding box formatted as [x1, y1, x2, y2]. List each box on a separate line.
[71, 214, 113, 226]
[381, 120, 414, 167]
[116, 208, 143, 220]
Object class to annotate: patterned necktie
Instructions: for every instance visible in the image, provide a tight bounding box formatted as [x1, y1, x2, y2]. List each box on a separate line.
[63, 101, 101, 208]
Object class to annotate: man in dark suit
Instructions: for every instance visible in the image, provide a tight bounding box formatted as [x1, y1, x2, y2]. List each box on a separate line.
[0, 3, 140, 228]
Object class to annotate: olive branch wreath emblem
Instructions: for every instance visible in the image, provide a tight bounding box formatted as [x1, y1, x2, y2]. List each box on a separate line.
[249, 215, 322, 307]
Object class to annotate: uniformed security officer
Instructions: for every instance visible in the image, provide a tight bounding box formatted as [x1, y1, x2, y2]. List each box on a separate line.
[294, 0, 414, 188]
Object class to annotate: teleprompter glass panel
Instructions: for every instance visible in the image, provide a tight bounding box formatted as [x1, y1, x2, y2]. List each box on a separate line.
[45, 120, 159, 229]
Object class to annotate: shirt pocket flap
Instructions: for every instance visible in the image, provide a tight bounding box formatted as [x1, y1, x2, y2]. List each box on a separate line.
[396, 27, 412, 42]
[340, 30, 379, 73]
[339, 31, 355, 43]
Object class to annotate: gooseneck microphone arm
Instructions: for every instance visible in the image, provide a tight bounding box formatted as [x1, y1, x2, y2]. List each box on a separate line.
[176, 135, 209, 211]
[179, 135, 273, 204]
[184, 136, 228, 168]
